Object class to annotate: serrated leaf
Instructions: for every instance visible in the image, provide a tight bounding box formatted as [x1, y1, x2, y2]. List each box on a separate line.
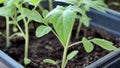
[82, 37, 94, 53]
[81, 15, 91, 27]
[43, 59, 57, 65]
[45, 6, 76, 46]
[36, 25, 51, 37]
[67, 50, 78, 61]
[24, 58, 31, 65]
[23, 8, 43, 22]
[83, 0, 105, 13]
[42, 9, 49, 18]
[0, 5, 15, 17]
[91, 38, 118, 51]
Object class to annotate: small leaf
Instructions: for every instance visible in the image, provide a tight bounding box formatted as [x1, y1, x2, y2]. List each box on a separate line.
[43, 59, 57, 65]
[36, 25, 51, 37]
[23, 8, 43, 22]
[82, 37, 94, 53]
[13, 26, 18, 32]
[42, 9, 49, 18]
[17, 15, 23, 22]
[67, 50, 78, 61]
[91, 38, 118, 51]
[24, 58, 31, 65]
[81, 15, 91, 27]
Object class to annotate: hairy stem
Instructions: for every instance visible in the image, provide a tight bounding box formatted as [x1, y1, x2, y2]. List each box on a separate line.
[61, 45, 68, 68]
[68, 41, 82, 48]
[24, 22, 29, 60]
[6, 17, 10, 47]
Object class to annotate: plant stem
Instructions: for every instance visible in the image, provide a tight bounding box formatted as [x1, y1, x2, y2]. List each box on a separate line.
[24, 22, 29, 60]
[61, 45, 68, 68]
[61, 35, 71, 68]
[75, 22, 82, 39]
[6, 17, 10, 47]
[20, 5, 30, 63]
[11, 17, 25, 38]
[49, 0, 53, 11]
[68, 41, 82, 48]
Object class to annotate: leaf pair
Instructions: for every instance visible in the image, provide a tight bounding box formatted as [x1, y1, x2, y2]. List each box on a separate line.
[82, 37, 118, 53]
[43, 50, 78, 65]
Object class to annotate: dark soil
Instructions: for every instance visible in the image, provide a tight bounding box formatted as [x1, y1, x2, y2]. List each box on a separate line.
[0, 20, 120, 68]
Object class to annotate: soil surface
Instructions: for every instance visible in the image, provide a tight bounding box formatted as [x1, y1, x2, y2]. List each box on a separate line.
[0, 21, 120, 68]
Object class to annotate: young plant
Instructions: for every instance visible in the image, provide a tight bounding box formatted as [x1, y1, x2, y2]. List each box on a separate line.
[0, 0, 44, 65]
[13, 0, 44, 65]
[36, 0, 118, 68]
[0, 0, 16, 47]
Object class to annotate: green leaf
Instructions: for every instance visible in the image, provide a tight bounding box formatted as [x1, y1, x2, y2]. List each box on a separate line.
[26, 0, 42, 6]
[67, 50, 78, 61]
[43, 59, 57, 65]
[91, 38, 118, 51]
[23, 8, 43, 22]
[0, 0, 6, 3]
[24, 58, 31, 65]
[36, 25, 51, 37]
[97, 0, 108, 7]
[17, 15, 23, 22]
[0, 5, 15, 17]
[83, 0, 105, 13]
[42, 9, 49, 18]
[82, 37, 94, 53]
[45, 6, 65, 24]
[80, 15, 91, 27]
[45, 6, 76, 46]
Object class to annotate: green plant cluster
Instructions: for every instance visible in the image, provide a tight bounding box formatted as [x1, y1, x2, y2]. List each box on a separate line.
[0, 0, 118, 68]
